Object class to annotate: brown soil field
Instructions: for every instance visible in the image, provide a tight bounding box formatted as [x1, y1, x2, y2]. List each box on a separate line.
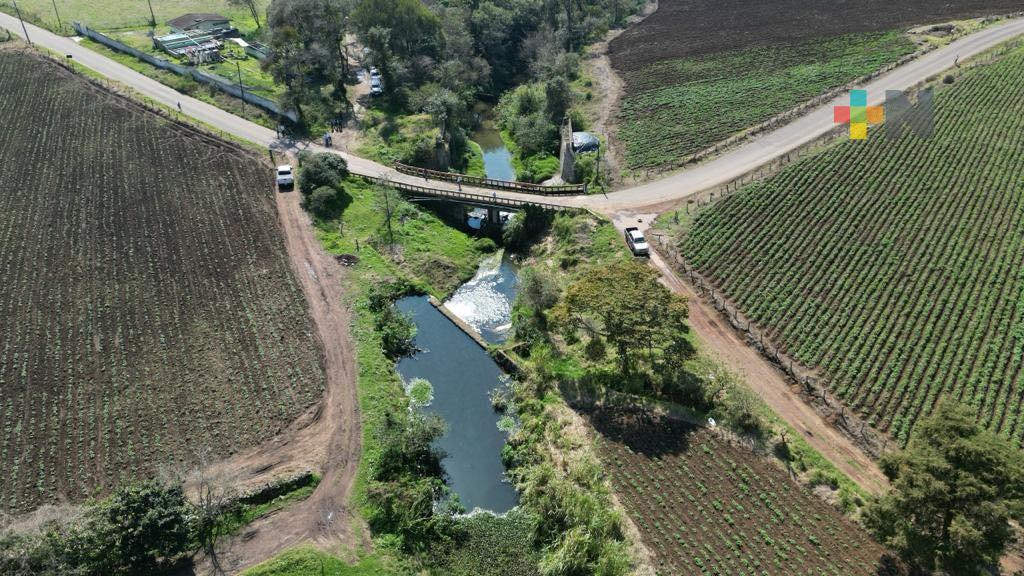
[609, 0, 1023, 72]
[588, 404, 899, 575]
[0, 49, 325, 513]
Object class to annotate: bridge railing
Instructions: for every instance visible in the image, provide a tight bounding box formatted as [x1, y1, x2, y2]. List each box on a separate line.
[358, 176, 575, 211]
[393, 162, 585, 196]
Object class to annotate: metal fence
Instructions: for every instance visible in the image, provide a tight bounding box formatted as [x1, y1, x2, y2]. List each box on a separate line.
[393, 162, 585, 195]
[72, 22, 297, 122]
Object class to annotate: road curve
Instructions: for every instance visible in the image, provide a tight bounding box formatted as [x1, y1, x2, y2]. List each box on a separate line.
[2, 13, 1022, 214]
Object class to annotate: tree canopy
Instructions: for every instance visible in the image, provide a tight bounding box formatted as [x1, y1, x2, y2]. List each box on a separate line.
[557, 260, 693, 378]
[865, 402, 1024, 574]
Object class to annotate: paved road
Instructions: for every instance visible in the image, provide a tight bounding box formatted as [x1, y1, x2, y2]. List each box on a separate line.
[3, 13, 1023, 214]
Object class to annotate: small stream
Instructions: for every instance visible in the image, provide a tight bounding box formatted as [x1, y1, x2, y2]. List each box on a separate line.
[394, 253, 520, 513]
[473, 120, 516, 181]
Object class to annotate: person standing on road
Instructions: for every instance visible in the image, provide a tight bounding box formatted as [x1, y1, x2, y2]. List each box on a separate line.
[177, 101, 182, 112]
[422, 167, 428, 181]
[456, 176, 462, 191]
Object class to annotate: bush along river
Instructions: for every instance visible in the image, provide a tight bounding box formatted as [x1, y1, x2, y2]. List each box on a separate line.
[395, 251, 520, 513]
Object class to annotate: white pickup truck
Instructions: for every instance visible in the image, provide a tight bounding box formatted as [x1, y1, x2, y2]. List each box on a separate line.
[625, 227, 649, 256]
[276, 165, 294, 190]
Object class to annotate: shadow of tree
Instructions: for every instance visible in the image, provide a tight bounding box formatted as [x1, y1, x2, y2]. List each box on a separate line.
[584, 402, 697, 460]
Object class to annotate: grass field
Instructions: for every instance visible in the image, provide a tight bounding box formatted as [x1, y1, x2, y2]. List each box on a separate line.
[678, 43, 1024, 444]
[0, 48, 324, 512]
[609, 0, 1022, 171]
[590, 405, 893, 575]
[0, 0, 267, 34]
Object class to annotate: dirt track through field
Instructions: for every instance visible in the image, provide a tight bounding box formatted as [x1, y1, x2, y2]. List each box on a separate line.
[195, 190, 363, 575]
[643, 245, 890, 495]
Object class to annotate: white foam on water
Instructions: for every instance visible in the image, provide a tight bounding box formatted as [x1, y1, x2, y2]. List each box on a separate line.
[444, 251, 512, 339]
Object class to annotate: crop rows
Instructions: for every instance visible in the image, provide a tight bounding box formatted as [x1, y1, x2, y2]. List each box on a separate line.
[591, 407, 889, 575]
[616, 32, 915, 169]
[0, 50, 324, 512]
[681, 45, 1024, 443]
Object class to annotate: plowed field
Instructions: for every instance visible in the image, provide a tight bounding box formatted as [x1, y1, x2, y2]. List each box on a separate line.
[0, 49, 324, 512]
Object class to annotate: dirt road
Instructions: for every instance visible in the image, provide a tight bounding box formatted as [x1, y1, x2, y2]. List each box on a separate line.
[194, 189, 363, 575]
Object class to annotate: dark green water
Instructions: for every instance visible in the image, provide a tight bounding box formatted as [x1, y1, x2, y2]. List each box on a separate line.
[473, 122, 516, 181]
[395, 295, 519, 513]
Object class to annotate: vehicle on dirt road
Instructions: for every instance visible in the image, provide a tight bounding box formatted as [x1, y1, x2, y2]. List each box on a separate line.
[276, 165, 294, 189]
[625, 227, 649, 256]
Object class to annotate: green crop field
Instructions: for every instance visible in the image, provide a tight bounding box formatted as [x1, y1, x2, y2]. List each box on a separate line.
[590, 405, 891, 575]
[0, 49, 324, 512]
[615, 31, 915, 170]
[0, 0, 267, 33]
[678, 43, 1024, 444]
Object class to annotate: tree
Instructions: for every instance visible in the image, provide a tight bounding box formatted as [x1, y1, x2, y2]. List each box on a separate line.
[77, 480, 194, 575]
[352, 0, 442, 90]
[265, 0, 347, 117]
[560, 260, 693, 378]
[297, 152, 348, 195]
[864, 402, 1024, 574]
[227, 0, 262, 29]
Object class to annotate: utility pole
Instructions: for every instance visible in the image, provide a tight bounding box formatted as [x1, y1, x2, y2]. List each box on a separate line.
[235, 61, 246, 117]
[146, 0, 156, 27]
[50, 0, 62, 32]
[380, 183, 394, 247]
[12, 1, 31, 45]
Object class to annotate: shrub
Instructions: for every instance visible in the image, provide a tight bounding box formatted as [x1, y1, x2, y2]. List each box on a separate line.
[298, 153, 348, 195]
[304, 186, 338, 218]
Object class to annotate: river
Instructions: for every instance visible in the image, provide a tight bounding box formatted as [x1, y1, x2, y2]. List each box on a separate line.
[473, 119, 516, 181]
[394, 253, 520, 513]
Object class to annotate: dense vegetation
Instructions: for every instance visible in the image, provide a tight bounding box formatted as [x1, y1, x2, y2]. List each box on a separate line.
[678, 43, 1024, 444]
[0, 49, 324, 512]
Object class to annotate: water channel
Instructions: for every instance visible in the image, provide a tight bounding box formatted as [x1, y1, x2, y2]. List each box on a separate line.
[473, 119, 516, 181]
[394, 252, 520, 513]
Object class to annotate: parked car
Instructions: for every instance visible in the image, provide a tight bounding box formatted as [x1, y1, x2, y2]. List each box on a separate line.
[276, 164, 294, 190]
[369, 66, 380, 79]
[625, 227, 649, 256]
[370, 76, 383, 96]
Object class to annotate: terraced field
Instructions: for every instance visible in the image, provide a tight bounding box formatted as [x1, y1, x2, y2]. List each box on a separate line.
[679, 43, 1024, 443]
[590, 406, 894, 575]
[0, 49, 324, 512]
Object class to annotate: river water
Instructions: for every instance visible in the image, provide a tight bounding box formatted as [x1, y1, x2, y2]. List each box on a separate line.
[394, 253, 520, 512]
[444, 252, 519, 343]
[473, 120, 516, 181]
